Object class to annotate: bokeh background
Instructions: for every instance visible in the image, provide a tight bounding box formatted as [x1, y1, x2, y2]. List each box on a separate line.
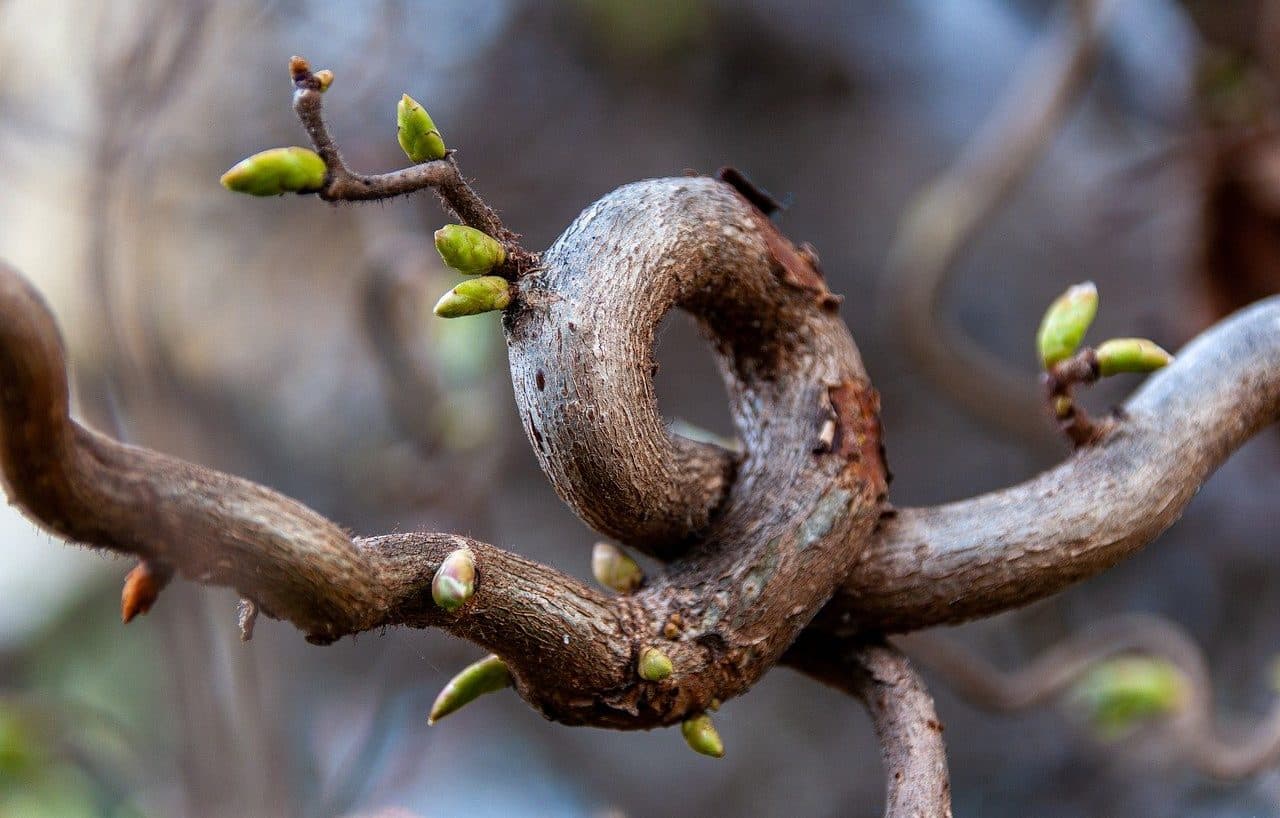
[2, 0, 1280, 815]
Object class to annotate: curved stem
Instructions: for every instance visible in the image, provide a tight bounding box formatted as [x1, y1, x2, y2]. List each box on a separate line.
[787, 635, 952, 818]
[886, 0, 1104, 446]
[903, 615, 1280, 780]
[827, 293, 1280, 633]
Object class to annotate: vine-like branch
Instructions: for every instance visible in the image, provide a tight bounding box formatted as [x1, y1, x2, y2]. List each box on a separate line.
[903, 615, 1280, 779]
[787, 635, 952, 817]
[886, 0, 1105, 445]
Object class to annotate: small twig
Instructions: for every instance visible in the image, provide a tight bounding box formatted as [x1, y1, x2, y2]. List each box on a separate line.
[287, 56, 536, 278]
[901, 615, 1280, 780]
[1043, 347, 1111, 446]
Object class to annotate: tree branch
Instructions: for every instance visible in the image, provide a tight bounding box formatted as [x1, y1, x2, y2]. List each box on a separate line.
[824, 293, 1280, 634]
[787, 635, 952, 818]
[902, 615, 1280, 779]
[0, 176, 887, 730]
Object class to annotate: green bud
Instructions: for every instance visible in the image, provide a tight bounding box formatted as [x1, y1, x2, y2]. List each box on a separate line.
[1095, 338, 1173, 377]
[428, 654, 512, 724]
[432, 548, 476, 612]
[220, 147, 327, 196]
[433, 276, 511, 318]
[681, 713, 725, 758]
[435, 225, 507, 276]
[314, 69, 334, 91]
[1071, 656, 1188, 739]
[638, 647, 673, 681]
[397, 93, 447, 163]
[591, 542, 644, 594]
[1036, 282, 1098, 368]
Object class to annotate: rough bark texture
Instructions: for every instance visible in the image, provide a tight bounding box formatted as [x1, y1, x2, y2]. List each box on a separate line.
[788, 635, 952, 818]
[5, 172, 1280, 815]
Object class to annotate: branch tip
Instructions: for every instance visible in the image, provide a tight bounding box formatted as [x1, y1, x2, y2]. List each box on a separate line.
[120, 561, 172, 624]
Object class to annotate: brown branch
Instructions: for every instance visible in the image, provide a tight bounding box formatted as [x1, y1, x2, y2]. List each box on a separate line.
[287, 56, 536, 278]
[787, 635, 952, 818]
[0, 176, 886, 730]
[886, 0, 1105, 446]
[824, 291, 1280, 634]
[1043, 347, 1110, 447]
[901, 615, 1280, 779]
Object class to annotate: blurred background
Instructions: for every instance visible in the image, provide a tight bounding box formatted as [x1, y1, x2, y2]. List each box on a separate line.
[2, 0, 1280, 815]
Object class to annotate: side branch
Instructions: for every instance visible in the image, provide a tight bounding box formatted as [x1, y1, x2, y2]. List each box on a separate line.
[787, 635, 952, 818]
[827, 294, 1280, 633]
[288, 57, 535, 277]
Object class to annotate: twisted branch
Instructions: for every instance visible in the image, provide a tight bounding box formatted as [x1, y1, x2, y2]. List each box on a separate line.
[903, 615, 1280, 779]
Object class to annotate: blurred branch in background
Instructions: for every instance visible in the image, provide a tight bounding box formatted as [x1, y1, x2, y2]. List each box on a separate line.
[904, 614, 1280, 779]
[886, 0, 1106, 449]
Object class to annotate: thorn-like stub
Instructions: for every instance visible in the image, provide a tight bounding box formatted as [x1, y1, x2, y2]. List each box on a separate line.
[121, 561, 171, 623]
[435, 224, 507, 276]
[397, 93, 447, 163]
[432, 548, 477, 611]
[1037, 282, 1098, 368]
[433, 276, 511, 318]
[429, 654, 512, 724]
[591, 542, 644, 593]
[289, 55, 311, 83]
[237, 598, 259, 642]
[638, 646, 674, 681]
[681, 713, 725, 758]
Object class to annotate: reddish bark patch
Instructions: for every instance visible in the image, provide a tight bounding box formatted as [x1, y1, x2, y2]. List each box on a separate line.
[828, 380, 890, 498]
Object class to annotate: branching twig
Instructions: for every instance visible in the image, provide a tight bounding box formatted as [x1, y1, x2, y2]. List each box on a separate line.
[901, 615, 1280, 779]
[288, 57, 537, 278]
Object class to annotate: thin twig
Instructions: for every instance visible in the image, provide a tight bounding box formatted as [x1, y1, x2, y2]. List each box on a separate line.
[287, 56, 537, 278]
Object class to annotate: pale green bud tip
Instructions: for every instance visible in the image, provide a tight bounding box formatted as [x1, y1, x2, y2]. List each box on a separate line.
[681, 713, 725, 758]
[397, 93, 447, 163]
[431, 548, 476, 612]
[1072, 657, 1188, 737]
[1037, 281, 1099, 368]
[638, 647, 674, 681]
[591, 542, 644, 594]
[433, 276, 511, 318]
[1095, 338, 1173, 377]
[314, 69, 334, 91]
[435, 225, 507, 276]
[220, 147, 326, 196]
[428, 654, 512, 724]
